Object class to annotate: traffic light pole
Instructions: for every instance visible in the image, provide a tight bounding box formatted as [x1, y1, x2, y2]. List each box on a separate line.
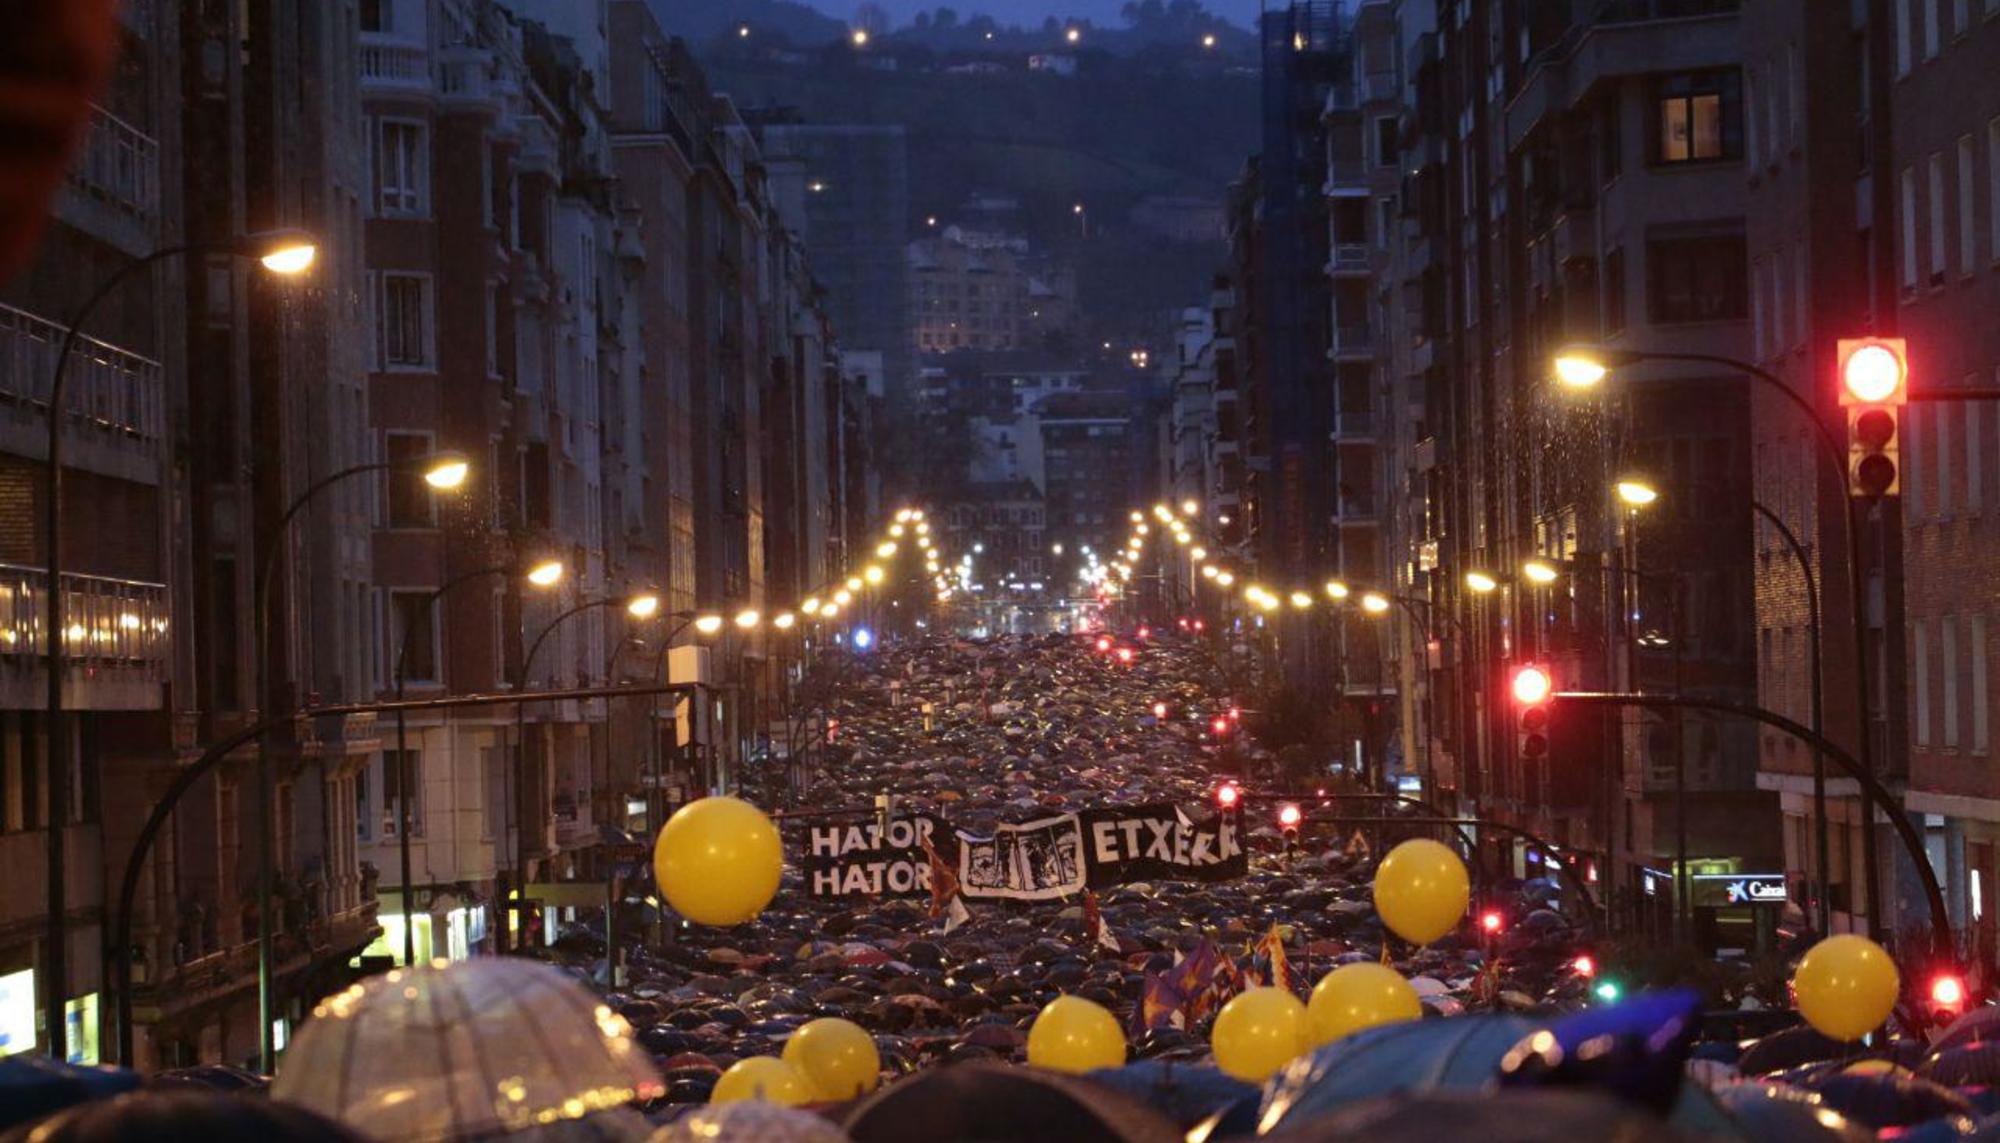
[1554, 690, 1950, 956]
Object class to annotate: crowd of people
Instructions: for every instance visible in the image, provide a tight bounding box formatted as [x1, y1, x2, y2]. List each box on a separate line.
[6, 629, 2000, 1140]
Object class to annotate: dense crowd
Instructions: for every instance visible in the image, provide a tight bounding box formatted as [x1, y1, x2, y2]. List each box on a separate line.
[7, 631, 2000, 1140]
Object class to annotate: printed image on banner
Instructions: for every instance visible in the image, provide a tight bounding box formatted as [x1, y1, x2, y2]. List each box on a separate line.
[802, 814, 951, 897]
[957, 813, 1087, 901]
[1077, 802, 1245, 887]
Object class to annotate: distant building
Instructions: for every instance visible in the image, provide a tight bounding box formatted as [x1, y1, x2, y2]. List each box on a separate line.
[1130, 195, 1226, 244]
[908, 226, 1073, 353]
[755, 122, 914, 401]
[1027, 53, 1078, 76]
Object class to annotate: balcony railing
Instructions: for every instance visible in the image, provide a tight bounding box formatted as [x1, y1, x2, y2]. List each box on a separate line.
[0, 563, 170, 667]
[0, 302, 165, 448]
[1322, 160, 1368, 193]
[1327, 243, 1370, 273]
[67, 104, 159, 224]
[1332, 325, 1375, 356]
[360, 36, 430, 89]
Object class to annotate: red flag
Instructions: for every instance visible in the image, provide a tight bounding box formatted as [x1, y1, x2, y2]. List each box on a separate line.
[920, 834, 970, 932]
[1082, 889, 1119, 954]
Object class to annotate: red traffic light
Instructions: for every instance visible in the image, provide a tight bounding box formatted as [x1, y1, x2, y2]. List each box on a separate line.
[1215, 782, 1240, 808]
[1137, 626, 1150, 639]
[1212, 716, 1231, 735]
[1573, 954, 1596, 978]
[1480, 910, 1504, 935]
[1278, 804, 1303, 829]
[1511, 665, 1553, 706]
[1095, 636, 1112, 653]
[1151, 701, 1168, 719]
[1116, 647, 1135, 664]
[1227, 706, 1241, 721]
[1932, 974, 1967, 1008]
[1194, 619, 1205, 631]
[1838, 337, 1909, 405]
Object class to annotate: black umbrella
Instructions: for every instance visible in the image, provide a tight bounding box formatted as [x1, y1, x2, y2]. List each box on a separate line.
[1805, 1072, 1976, 1130]
[1737, 1026, 1862, 1077]
[1711, 1083, 1875, 1143]
[142, 1066, 268, 1095]
[1256, 1089, 1704, 1143]
[0, 1092, 366, 1143]
[841, 1061, 1182, 1143]
[1923, 1040, 2000, 1088]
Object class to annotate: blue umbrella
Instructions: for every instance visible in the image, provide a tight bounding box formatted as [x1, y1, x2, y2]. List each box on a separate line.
[1257, 1015, 1538, 1132]
[1085, 1061, 1256, 1129]
[0, 1057, 138, 1134]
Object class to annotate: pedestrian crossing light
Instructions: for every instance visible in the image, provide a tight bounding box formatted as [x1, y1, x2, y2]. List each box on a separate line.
[1838, 337, 1909, 498]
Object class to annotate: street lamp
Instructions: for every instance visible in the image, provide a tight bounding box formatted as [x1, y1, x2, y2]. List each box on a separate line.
[1463, 570, 1500, 594]
[37, 228, 316, 1062]
[693, 614, 726, 636]
[1359, 592, 1391, 615]
[1614, 479, 1659, 507]
[1521, 560, 1561, 586]
[734, 608, 762, 630]
[1324, 580, 1350, 601]
[389, 557, 563, 967]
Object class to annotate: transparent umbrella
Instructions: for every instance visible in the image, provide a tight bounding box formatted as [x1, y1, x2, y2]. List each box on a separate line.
[272, 958, 664, 1141]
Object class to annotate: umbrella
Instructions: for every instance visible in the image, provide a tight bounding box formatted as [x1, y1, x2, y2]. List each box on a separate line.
[142, 1065, 268, 1095]
[1710, 1083, 1875, 1143]
[0, 1091, 365, 1143]
[1083, 1061, 1256, 1128]
[1737, 1026, 1861, 1077]
[1805, 1073, 1976, 1129]
[0, 1056, 139, 1134]
[1923, 1041, 2000, 1088]
[1257, 1014, 1538, 1131]
[649, 1101, 853, 1142]
[1936, 1008, 2000, 1053]
[840, 1061, 1182, 1143]
[272, 958, 664, 1141]
[1256, 1089, 1703, 1143]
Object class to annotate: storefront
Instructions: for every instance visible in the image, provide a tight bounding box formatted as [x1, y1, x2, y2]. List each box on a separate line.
[1641, 864, 1786, 957]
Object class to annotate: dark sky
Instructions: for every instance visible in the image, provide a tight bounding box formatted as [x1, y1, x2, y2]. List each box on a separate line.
[799, 0, 1266, 30]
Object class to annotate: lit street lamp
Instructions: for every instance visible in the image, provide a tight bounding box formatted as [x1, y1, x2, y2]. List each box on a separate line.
[39, 228, 314, 1063]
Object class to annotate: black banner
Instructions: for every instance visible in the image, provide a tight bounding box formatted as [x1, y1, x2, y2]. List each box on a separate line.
[1077, 802, 1246, 887]
[802, 815, 950, 897]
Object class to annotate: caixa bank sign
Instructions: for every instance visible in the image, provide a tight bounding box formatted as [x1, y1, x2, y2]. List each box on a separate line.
[1692, 873, 1788, 908]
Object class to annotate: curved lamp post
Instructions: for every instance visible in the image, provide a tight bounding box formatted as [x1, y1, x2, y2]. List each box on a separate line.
[387, 556, 562, 966]
[508, 590, 662, 951]
[41, 229, 313, 1063]
[1552, 343, 1887, 940]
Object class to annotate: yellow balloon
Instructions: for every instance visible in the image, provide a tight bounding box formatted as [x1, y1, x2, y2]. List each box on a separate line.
[1307, 963, 1423, 1047]
[1211, 987, 1310, 1082]
[1372, 839, 1470, 945]
[1793, 934, 1900, 1042]
[1027, 995, 1127, 1074]
[654, 796, 783, 926]
[782, 1017, 881, 1099]
[712, 1056, 815, 1106]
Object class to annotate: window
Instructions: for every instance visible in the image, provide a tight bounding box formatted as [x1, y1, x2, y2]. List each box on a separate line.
[374, 120, 427, 216]
[1975, 615, 1991, 754]
[1946, 615, 1961, 748]
[485, 283, 500, 377]
[1969, 399, 1984, 513]
[1603, 247, 1625, 334]
[1926, 0, 1942, 57]
[1787, 44, 1801, 147]
[1915, 618, 1932, 746]
[381, 749, 424, 836]
[1896, 0, 1913, 74]
[360, 0, 390, 33]
[1958, 0, 1971, 37]
[1901, 166, 1920, 289]
[385, 431, 438, 527]
[380, 274, 431, 368]
[1653, 72, 1740, 163]
[1991, 118, 2000, 261]
[1940, 403, 1955, 515]
[356, 764, 373, 841]
[1929, 152, 1947, 283]
[1962, 135, 1978, 276]
[388, 589, 439, 684]
[521, 441, 551, 529]
[1646, 232, 1747, 323]
[1744, 70, 1760, 167]
[1750, 257, 1766, 358]
[1794, 245, 1809, 347]
[1374, 116, 1399, 167]
[1600, 99, 1622, 182]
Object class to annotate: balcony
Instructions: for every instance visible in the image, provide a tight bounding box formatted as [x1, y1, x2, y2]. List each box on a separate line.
[1322, 160, 1369, 197]
[1363, 73, 1400, 104]
[0, 563, 169, 709]
[0, 302, 165, 481]
[1326, 243, 1371, 276]
[1329, 324, 1374, 360]
[360, 34, 430, 91]
[438, 46, 503, 114]
[58, 104, 160, 255]
[1332, 409, 1377, 440]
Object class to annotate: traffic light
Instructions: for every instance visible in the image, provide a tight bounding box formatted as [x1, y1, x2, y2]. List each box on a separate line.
[1215, 782, 1241, 809]
[1572, 954, 1596, 978]
[1926, 972, 1968, 1027]
[1838, 337, 1909, 498]
[1512, 665, 1554, 762]
[1151, 701, 1169, 720]
[1278, 803, 1303, 845]
[1479, 910, 1505, 937]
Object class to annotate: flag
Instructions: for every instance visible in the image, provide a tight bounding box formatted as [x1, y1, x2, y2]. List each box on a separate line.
[1082, 889, 1120, 955]
[921, 833, 971, 933]
[1247, 925, 1294, 995]
[1472, 960, 1501, 1005]
[1345, 829, 1372, 861]
[1173, 939, 1240, 1024]
[1135, 968, 1188, 1032]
